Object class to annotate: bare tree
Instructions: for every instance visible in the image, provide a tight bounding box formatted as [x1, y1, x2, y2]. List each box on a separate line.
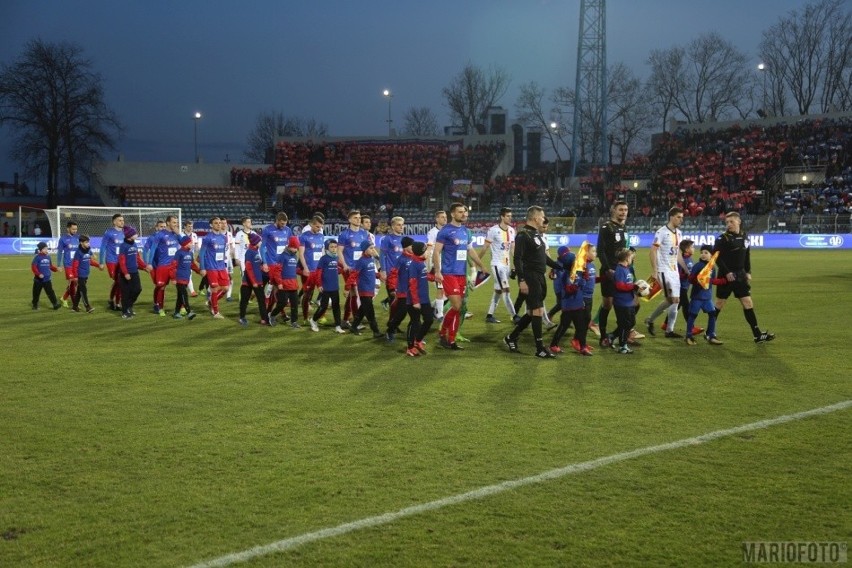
[442, 62, 510, 135]
[515, 81, 569, 161]
[402, 106, 439, 136]
[548, 63, 654, 167]
[606, 63, 656, 164]
[646, 33, 751, 124]
[244, 111, 329, 163]
[647, 47, 688, 131]
[760, 0, 852, 114]
[0, 39, 121, 207]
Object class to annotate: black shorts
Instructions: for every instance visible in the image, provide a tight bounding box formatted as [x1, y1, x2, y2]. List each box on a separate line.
[716, 280, 751, 300]
[600, 276, 616, 298]
[522, 272, 547, 310]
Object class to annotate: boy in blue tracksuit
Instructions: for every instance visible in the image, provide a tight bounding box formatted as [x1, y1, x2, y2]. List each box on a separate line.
[310, 239, 347, 333]
[610, 249, 638, 354]
[171, 235, 200, 320]
[550, 251, 592, 356]
[405, 241, 434, 357]
[71, 235, 101, 312]
[547, 246, 568, 324]
[385, 236, 415, 340]
[685, 244, 726, 346]
[31, 241, 61, 310]
[239, 232, 269, 326]
[118, 226, 149, 319]
[350, 240, 383, 337]
[270, 236, 301, 328]
[582, 246, 599, 343]
[657, 239, 700, 335]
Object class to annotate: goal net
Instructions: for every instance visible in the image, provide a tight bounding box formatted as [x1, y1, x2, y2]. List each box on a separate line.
[39, 206, 182, 241]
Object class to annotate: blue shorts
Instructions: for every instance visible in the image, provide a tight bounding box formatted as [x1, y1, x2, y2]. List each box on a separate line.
[689, 298, 715, 315]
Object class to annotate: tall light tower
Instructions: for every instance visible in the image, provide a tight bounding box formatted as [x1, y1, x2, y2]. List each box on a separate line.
[571, 0, 607, 177]
[193, 111, 202, 163]
[550, 121, 560, 189]
[382, 89, 393, 137]
[757, 63, 767, 115]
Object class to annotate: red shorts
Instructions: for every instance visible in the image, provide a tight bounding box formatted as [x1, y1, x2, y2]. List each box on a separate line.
[301, 271, 320, 290]
[386, 267, 399, 291]
[268, 264, 283, 286]
[64, 267, 76, 280]
[441, 274, 467, 296]
[107, 262, 118, 279]
[280, 277, 298, 291]
[205, 269, 229, 288]
[344, 271, 358, 291]
[154, 265, 173, 286]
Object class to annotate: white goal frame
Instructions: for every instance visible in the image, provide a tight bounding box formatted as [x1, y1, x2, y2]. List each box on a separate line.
[17, 205, 182, 253]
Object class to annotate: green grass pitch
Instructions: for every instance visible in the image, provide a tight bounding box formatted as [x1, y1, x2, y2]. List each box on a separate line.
[1, 249, 850, 567]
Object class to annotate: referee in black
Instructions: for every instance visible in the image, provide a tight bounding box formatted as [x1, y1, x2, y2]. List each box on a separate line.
[504, 206, 560, 358]
[713, 211, 775, 343]
[595, 200, 629, 346]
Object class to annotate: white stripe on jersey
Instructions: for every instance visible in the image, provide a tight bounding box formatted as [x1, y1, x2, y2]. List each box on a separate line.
[485, 224, 515, 266]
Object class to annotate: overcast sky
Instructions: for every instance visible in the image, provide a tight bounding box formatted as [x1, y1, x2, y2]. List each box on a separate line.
[0, 0, 811, 187]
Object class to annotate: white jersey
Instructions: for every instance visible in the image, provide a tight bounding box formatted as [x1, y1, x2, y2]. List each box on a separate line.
[425, 225, 441, 270]
[426, 226, 440, 246]
[484, 224, 515, 266]
[233, 230, 251, 263]
[652, 225, 682, 273]
[183, 231, 200, 254]
[224, 231, 235, 262]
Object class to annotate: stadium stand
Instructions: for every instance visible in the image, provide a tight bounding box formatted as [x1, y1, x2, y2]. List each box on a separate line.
[603, 116, 851, 231]
[232, 139, 507, 222]
[121, 185, 262, 221]
[96, 116, 849, 233]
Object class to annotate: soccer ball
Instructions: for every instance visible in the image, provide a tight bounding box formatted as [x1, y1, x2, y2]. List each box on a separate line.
[635, 279, 651, 297]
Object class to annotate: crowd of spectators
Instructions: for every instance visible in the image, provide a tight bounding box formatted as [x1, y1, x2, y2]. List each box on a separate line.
[772, 167, 852, 225]
[224, 118, 850, 230]
[231, 140, 506, 221]
[615, 117, 851, 220]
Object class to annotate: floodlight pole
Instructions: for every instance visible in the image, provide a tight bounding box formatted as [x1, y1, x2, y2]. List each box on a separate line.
[193, 111, 202, 162]
[383, 89, 393, 137]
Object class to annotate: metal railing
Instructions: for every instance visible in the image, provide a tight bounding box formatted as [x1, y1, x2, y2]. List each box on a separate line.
[767, 213, 851, 234]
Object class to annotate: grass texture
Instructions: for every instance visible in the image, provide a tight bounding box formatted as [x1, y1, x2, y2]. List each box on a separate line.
[0, 250, 849, 567]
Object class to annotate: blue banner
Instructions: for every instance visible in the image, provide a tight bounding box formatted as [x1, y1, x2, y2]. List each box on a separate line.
[2, 233, 849, 255]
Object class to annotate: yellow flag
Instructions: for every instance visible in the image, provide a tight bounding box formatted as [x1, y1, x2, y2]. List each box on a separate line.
[570, 240, 590, 282]
[697, 251, 719, 289]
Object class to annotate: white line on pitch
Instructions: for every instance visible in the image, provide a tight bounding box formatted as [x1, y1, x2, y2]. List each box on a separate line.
[188, 400, 851, 568]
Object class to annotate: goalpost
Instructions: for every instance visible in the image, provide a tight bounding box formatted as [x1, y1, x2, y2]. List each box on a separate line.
[15, 205, 181, 254]
[24, 205, 182, 244]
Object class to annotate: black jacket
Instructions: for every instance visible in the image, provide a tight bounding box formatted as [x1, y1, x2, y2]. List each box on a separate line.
[513, 224, 558, 280]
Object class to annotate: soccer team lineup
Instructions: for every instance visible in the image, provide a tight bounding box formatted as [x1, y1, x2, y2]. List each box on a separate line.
[30, 200, 775, 358]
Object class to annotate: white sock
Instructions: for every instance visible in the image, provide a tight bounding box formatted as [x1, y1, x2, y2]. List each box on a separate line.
[666, 303, 679, 332]
[648, 299, 671, 322]
[543, 302, 553, 325]
[434, 297, 445, 318]
[502, 292, 516, 316]
[187, 277, 195, 294]
[487, 293, 499, 316]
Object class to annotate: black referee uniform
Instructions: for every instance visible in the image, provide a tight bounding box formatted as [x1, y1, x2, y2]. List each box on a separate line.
[595, 218, 627, 340]
[712, 229, 774, 342]
[505, 224, 559, 357]
[713, 230, 751, 299]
